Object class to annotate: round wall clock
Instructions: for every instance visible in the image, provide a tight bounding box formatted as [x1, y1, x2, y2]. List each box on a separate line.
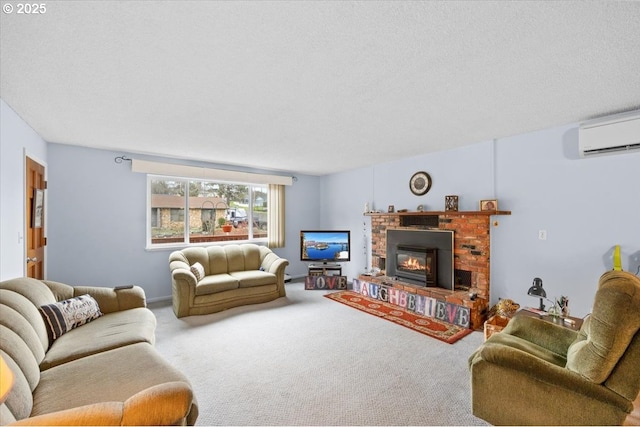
[409, 171, 432, 196]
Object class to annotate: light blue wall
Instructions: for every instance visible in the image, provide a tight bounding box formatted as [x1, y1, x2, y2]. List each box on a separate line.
[0, 100, 48, 280]
[45, 143, 320, 301]
[320, 141, 497, 282]
[2, 101, 639, 316]
[323, 122, 640, 318]
[492, 123, 640, 317]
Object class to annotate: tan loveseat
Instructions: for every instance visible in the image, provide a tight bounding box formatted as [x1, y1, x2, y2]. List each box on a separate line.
[0, 277, 198, 426]
[169, 244, 288, 318]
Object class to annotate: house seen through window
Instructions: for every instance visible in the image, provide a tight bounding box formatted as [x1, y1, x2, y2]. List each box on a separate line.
[149, 177, 268, 246]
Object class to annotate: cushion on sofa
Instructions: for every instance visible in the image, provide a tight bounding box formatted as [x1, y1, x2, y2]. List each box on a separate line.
[0, 277, 58, 310]
[0, 343, 35, 422]
[230, 270, 278, 288]
[206, 246, 230, 275]
[190, 262, 205, 282]
[32, 343, 193, 419]
[40, 307, 157, 370]
[0, 290, 48, 364]
[225, 245, 246, 272]
[241, 244, 262, 270]
[58, 282, 148, 315]
[39, 294, 103, 342]
[195, 274, 239, 295]
[260, 249, 282, 272]
[566, 271, 640, 383]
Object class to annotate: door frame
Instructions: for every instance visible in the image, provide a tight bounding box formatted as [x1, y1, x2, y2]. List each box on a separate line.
[24, 149, 47, 278]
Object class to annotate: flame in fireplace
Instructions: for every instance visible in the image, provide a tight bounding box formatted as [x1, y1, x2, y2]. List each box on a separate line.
[400, 257, 429, 272]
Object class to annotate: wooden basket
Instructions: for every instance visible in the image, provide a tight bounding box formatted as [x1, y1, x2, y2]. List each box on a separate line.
[484, 315, 510, 341]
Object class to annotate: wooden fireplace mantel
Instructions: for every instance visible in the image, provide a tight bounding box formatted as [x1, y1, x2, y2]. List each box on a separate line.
[365, 210, 511, 217]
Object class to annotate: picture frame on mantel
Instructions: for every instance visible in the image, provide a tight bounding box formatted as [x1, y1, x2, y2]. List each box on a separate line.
[480, 199, 498, 211]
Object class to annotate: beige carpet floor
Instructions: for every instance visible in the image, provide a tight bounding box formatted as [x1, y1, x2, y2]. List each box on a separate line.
[150, 280, 489, 426]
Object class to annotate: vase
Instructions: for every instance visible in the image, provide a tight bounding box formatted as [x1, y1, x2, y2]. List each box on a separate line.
[548, 304, 562, 317]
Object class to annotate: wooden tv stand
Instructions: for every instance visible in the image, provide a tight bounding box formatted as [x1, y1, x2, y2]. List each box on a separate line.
[308, 264, 342, 276]
[358, 274, 488, 330]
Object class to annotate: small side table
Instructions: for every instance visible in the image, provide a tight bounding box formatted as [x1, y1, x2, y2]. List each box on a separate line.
[484, 309, 584, 341]
[516, 308, 584, 331]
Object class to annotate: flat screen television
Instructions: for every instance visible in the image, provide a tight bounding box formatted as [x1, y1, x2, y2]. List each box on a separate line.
[300, 230, 350, 263]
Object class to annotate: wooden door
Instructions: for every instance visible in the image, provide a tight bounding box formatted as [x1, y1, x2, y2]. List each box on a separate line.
[26, 156, 46, 279]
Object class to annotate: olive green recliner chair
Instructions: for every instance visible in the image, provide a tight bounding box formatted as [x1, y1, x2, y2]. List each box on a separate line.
[469, 270, 640, 425]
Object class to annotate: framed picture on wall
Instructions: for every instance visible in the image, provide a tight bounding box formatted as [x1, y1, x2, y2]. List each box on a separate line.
[32, 189, 44, 228]
[479, 199, 498, 211]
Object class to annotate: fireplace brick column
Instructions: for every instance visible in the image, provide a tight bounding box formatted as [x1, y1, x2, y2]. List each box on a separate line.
[367, 212, 498, 301]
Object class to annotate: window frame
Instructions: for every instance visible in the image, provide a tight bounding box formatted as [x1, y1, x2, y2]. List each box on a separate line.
[146, 174, 268, 250]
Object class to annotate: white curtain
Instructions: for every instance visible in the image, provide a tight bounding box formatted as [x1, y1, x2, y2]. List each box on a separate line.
[267, 184, 285, 248]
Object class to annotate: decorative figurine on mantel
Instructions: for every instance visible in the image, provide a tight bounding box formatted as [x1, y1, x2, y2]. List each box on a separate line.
[445, 195, 459, 211]
[559, 295, 570, 317]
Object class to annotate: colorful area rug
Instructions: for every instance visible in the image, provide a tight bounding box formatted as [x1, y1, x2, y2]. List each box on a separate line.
[324, 291, 473, 344]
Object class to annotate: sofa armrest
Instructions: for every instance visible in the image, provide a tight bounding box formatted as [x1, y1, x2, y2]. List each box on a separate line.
[264, 257, 288, 276]
[170, 265, 198, 318]
[171, 268, 198, 288]
[10, 382, 197, 426]
[9, 402, 123, 426]
[43, 281, 147, 314]
[261, 256, 289, 297]
[501, 314, 578, 356]
[122, 381, 197, 426]
[471, 342, 630, 411]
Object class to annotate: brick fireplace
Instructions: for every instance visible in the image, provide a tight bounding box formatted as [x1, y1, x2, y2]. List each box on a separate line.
[368, 211, 509, 301]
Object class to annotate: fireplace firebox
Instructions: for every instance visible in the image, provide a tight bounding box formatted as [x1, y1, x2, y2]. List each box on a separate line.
[395, 245, 437, 286]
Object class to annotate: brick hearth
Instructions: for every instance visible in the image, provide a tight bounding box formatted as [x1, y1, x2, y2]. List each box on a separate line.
[367, 211, 509, 301]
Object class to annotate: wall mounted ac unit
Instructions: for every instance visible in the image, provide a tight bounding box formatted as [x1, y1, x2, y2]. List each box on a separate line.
[578, 111, 640, 157]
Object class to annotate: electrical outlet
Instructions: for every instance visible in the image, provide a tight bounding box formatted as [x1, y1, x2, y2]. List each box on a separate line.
[538, 230, 547, 240]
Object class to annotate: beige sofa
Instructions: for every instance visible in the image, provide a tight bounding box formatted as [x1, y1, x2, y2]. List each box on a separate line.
[169, 244, 288, 318]
[0, 277, 198, 426]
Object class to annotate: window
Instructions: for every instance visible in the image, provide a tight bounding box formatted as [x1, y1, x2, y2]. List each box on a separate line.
[148, 176, 268, 247]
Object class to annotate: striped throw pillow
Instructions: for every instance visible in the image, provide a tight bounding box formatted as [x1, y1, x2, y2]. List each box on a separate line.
[39, 294, 103, 342]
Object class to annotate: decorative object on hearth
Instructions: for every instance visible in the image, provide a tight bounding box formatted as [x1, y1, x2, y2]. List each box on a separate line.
[387, 205, 395, 213]
[487, 298, 520, 318]
[479, 199, 498, 211]
[409, 171, 432, 196]
[305, 275, 347, 290]
[527, 277, 547, 311]
[445, 195, 459, 211]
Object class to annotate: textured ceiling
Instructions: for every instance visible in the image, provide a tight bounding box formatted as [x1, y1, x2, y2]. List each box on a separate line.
[1, 1, 640, 176]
